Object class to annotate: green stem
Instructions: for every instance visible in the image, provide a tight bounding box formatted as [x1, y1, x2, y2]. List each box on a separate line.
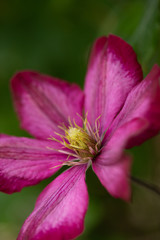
[131, 176, 160, 196]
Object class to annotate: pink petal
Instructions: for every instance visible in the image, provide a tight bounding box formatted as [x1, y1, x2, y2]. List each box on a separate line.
[99, 118, 148, 166]
[92, 118, 147, 200]
[0, 135, 66, 194]
[84, 34, 143, 134]
[107, 64, 160, 147]
[11, 71, 84, 139]
[93, 154, 131, 201]
[18, 165, 88, 240]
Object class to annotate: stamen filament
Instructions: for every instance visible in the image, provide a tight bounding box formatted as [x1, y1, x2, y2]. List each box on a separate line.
[48, 113, 102, 167]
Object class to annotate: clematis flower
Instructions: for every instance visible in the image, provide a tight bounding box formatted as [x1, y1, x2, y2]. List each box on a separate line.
[0, 34, 160, 240]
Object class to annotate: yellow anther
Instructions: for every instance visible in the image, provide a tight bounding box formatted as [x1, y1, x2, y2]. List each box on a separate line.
[66, 127, 90, 150]
[48, 114, 102, 167]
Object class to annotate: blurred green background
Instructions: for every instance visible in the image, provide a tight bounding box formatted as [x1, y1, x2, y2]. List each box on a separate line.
[0, 0, 160, 239]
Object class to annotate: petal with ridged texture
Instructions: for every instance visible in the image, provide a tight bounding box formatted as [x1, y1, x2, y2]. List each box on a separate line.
[85, 34, 143, 134]
[93, 154, 131, 201]
[107, 64, 160, 147]
[92, 119, 147, 201]
[11, 71, 84, 139]
[18, 165, 88, 240]
[0, 135, 66, 193]
[98, 118, 148, 166]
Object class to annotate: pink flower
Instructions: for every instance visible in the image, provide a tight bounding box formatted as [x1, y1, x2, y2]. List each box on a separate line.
[0, 34, 160, 240]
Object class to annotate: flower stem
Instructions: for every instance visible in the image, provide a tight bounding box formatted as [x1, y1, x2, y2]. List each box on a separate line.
[131, 176, 160, 196]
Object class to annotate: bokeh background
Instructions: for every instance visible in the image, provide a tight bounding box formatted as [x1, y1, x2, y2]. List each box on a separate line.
[0, 0, 160, 239]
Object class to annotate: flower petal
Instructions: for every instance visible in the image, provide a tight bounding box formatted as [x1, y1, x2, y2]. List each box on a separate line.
[84, 35, 143, 134]
[93, 154, 131, 201]
[99, 118, 148, 166]
[107, 64, 160, 147]
[92, 118, 147, 200]
[18, 165, 88, 240]
[0, 135, 66, 193]
[11, 71, 84, 139]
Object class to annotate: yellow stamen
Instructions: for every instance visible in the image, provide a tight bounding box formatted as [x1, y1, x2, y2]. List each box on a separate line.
[66, 127, 91, 150]
[48, 114, 102, 167]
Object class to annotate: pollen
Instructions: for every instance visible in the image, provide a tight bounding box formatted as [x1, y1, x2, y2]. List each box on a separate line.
[49, 114, 102, 167]
[66, 127, 91, 150]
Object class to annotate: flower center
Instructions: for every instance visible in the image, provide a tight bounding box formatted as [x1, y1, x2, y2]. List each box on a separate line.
[66, 127, 89, 150]
[65, 125, 98, 158]
[49, 115, 101, 167]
